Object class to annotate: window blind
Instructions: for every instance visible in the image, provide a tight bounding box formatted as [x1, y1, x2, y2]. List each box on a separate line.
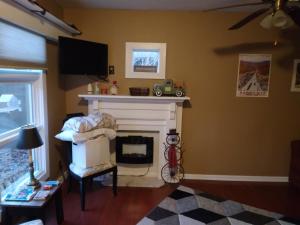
[0, 21, 46, 64]
[0, 68, 42, 82]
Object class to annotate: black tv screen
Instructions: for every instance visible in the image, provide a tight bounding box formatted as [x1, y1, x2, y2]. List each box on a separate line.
[58, 36, 108, 78]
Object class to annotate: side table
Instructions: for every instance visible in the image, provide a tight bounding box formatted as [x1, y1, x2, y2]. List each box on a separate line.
[0, 183, 64, 225]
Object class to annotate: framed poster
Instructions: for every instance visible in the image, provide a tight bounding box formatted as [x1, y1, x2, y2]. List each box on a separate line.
[125, 42, 166, 79]
[236, 54, 272, 97]
[291, 59, 300, 92]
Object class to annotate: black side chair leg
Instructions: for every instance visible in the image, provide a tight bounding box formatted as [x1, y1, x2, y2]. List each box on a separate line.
[80, 180, 86, 211]
[68, 176, 72, 193]
[113, 167, 117, 196]
[55, 187, 64, 224]
[89, 177, 94, 189]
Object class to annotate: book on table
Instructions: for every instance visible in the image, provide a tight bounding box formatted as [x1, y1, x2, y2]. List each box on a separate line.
[43, 180, 59, 187]
[33, 190, 51, 201]
[42, 180, 59, 190]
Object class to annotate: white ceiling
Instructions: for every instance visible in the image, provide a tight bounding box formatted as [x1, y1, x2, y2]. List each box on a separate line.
[57, 0, 267, 11]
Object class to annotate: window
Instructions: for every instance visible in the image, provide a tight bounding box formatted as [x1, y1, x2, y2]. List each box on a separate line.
[0, 68, 48, 195]
[0, 83, 32, 135]
[0, 140, 29, 193]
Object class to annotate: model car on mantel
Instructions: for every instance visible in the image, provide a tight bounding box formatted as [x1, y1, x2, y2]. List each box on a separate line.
[153, 79, 185, 97]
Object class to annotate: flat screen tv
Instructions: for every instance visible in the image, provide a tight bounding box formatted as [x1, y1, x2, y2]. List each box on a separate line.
[59, 36, 108, 78]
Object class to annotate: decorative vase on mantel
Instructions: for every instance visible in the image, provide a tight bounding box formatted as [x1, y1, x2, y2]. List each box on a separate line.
[110, 81, 118, 95]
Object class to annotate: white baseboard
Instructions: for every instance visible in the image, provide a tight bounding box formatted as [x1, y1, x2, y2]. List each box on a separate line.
[185, 174, 289, 182]
[57, 170, 288, 183]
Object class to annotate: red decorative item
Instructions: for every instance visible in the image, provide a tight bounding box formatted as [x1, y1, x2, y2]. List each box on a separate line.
[161, 129, 184, 183]
[101, 86, 108, 95]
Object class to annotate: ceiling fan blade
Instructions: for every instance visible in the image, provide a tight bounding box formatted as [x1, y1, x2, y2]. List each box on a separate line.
[228, 8, 270, 30]
[203, 2, 271, 12]
[285, 6, 300, 26]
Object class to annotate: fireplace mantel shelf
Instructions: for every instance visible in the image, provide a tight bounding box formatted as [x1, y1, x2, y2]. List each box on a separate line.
[79, 94, 190, 103]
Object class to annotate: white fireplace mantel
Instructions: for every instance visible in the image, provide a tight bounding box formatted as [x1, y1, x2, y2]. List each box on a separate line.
[79, 94, 190, 180]
[79, 94, 189, 103]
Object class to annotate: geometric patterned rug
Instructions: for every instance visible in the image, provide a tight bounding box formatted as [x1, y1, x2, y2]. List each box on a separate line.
[137, 185, 300, 225]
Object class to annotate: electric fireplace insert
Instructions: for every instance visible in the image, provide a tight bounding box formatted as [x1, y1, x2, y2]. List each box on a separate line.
[116, 136, 153, 164]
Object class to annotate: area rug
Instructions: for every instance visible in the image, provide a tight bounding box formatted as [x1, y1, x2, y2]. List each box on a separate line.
[137, 185, 300, 225]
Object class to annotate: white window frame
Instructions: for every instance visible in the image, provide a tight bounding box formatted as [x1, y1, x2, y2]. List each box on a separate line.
[0, 66, 49, 181]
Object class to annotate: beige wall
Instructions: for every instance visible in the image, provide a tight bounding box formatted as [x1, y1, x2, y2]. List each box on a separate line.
[46, 41, 66, 178]
[63, 8, 300, 176]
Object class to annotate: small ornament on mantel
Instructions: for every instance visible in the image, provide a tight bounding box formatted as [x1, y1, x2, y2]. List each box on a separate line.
[110, 81, 118, 95]
[101, 85, 108, 95]
[94, 82, 100, 94]
[87, 83, 93, 94]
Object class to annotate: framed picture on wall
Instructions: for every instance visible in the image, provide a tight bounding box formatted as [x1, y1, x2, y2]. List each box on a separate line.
[125, 42, 166, 79]
[291, 59, 300, 92]
[236, 54, 272, 97]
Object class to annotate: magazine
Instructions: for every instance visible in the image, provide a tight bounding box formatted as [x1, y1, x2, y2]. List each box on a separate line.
[4, 186, 37, 201]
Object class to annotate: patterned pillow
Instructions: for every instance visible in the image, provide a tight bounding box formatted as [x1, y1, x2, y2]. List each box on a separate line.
[98, 113, 117, 130]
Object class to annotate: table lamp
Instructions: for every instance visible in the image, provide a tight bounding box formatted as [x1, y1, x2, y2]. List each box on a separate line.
[16, 125, 43, 188]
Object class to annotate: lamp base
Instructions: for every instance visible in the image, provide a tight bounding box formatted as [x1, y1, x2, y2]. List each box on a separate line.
[28, 159, 41, 189]
[27, 178, 41, 189]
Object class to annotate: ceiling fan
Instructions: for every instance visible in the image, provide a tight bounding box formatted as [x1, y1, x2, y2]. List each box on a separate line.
[205, 0, 300, 30]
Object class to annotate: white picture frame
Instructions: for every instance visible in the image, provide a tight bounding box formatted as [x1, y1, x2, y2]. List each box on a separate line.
[291, 59, 300, 92]
[125, 42, 166, 79]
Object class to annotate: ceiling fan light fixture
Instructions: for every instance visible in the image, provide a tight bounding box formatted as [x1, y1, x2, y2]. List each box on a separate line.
[272, 10, 289, 27]
[260, 14, 273, 29]
[280, 14, 295, 29]
[260, 9, 295, 29]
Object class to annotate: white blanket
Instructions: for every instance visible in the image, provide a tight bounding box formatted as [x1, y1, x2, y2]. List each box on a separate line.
[55, 128, 116, 144]
[62, 112, 117, 133]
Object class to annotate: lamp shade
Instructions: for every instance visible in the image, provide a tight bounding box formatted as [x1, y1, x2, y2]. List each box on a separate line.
[16, 125, 43, 150]
[260, 10, 295, 29]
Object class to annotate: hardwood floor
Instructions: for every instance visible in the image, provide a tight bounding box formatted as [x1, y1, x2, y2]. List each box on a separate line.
[43, 179, 300, 225]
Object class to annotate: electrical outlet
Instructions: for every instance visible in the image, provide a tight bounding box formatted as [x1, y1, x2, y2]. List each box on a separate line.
[109, 65, 115, 75]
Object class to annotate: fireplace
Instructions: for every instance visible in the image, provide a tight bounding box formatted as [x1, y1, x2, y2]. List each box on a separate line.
[116, 136, 153, 164]
[79, 94, 189, 180]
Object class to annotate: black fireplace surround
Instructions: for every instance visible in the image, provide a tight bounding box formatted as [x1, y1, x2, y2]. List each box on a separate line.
[116, 136, 153, 164]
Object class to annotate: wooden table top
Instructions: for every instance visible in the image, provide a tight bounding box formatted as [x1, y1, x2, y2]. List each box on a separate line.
[0, 182, 61, 208]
